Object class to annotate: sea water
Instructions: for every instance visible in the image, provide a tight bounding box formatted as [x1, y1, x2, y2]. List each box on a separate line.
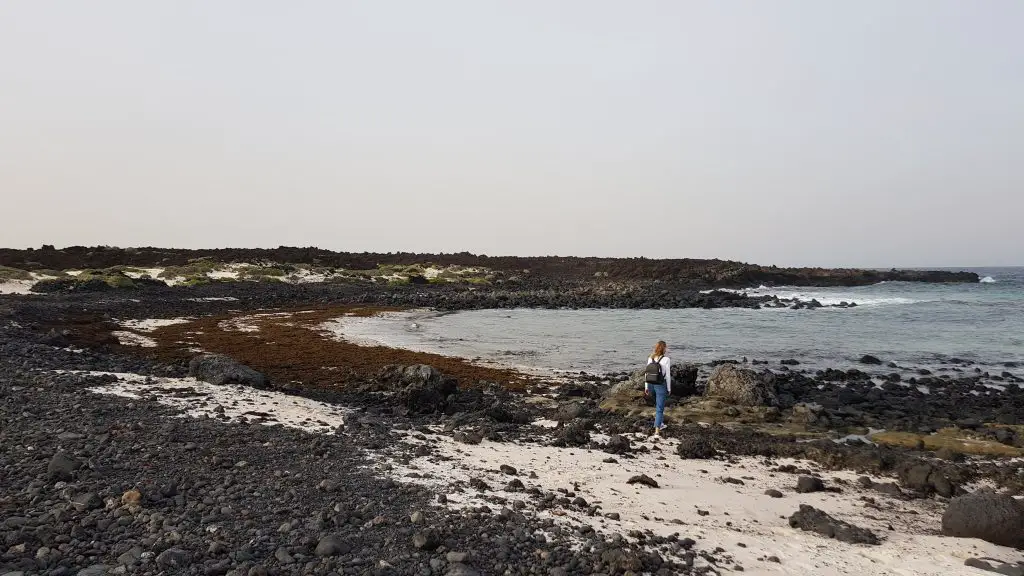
[335, 267, 1024, 376]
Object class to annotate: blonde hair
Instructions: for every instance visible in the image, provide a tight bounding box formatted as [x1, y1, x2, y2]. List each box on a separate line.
[651, 340, 667, 359]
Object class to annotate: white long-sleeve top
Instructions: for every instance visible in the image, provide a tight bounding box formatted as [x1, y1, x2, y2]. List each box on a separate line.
[645, 355, 671, 394]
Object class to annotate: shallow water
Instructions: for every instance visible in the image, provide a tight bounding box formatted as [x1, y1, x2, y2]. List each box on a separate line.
[336, 267, 1024, 375]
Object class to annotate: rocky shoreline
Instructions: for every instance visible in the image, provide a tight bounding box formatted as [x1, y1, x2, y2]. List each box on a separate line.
[3, 274, 1023, 576]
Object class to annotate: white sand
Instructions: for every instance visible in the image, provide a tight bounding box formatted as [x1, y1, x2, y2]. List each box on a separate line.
[111, 331, 158, 347]
[80, 372, 349, 434]
[208, 270, 240, 280]
[68, 367, 1023, 574]
[219, 312, 294, 333]
[375, 428, 1022, 575]
[0, 280, 35, 295]
[122, 268, 164, 279]
[119, 318, 192, 332]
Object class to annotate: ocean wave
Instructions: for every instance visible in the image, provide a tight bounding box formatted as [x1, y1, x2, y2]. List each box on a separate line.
[714, 285, 921, 307]
[980, 276, 997, 283]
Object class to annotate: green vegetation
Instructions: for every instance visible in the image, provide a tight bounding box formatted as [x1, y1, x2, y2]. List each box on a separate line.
[238, 265, 286, 281]
[870, 429, 1024, 457]
[180, 276, 213, 287]
[0, 266, 32, 281]
[375, 263, 427, 277]
[36, 269, 67, 278]
[159, 259, 220, 279]
[75, 269, 137, 289]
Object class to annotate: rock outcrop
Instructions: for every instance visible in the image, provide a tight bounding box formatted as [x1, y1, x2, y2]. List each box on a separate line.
[704, 365, 777, 406]
[189, 354, 268, 388]
[377, 364, 458, 414]
[789, 505, 880, 545]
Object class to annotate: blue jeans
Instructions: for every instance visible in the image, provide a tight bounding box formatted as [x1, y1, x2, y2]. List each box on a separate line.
[649, 384, 668, 429]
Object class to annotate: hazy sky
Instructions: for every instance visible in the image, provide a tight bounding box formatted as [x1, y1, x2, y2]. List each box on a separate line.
[1, 1, 1021, 267]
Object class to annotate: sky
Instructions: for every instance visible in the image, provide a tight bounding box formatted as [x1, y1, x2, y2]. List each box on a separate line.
[1, 1, 1021, 268]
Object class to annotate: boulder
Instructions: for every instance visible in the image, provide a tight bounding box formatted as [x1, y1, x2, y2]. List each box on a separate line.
[554, 402, 589, 422]
[669, 364, 699, 397]
[788, 505, 879, 545]
[156, 548, 192, 569]
[604, 434, 631, 454]
[188, 354, 268, 387]
[704, 365, 777, 406]
[413, 530, 441, 551]
[315, 535, 350, 557]
[627, 474, 659, 488]
[47, 451, 82, 481]
[676, 437, 717, 459]
[897, 462, 957, 498]
[554, 420, 590, 447]
[942, 492, 1024, 548]
[796, 476, 825, 494]
[378, 364, 458, 414]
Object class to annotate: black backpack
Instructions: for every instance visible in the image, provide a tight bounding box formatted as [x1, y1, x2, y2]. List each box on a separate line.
[644, 356, 665, 385]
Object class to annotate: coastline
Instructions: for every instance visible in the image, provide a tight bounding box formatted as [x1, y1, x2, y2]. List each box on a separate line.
[3, 267, 1024, 576]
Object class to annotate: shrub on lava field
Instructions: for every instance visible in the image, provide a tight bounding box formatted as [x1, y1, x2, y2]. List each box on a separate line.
[159, 259, 220, 279]
[0, 266, 33, 281]
[102, 275, 135, 288]
[75, 269, 136, 289]
[181, 275, 213, 287]
[35, 269, 67, 278]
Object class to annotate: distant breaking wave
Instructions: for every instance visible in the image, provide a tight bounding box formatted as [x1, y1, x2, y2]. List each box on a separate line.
[980, 276, 997, 284]
[705, 285, 920, 307]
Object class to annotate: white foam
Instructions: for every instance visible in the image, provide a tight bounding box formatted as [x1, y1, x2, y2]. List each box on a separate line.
[375, 430, 1020, 575]
[980, 276, 997, 284]
[77, 372, 349, 434]
[732, 286, 919, 307]
[187, 297, 239, 302]
[319, 314, 410, 347]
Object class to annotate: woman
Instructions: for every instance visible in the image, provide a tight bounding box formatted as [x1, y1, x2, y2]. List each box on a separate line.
[644, 340, 671, 436]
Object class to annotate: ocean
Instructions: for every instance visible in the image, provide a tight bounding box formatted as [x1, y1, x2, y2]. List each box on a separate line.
[335, 267, 1024, 377]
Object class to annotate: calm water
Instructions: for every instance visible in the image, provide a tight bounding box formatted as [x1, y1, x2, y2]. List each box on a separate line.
[338, 267, 1024, 375]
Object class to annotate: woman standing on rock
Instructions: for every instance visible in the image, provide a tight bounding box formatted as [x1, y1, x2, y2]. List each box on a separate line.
[644, 340, 672, 436]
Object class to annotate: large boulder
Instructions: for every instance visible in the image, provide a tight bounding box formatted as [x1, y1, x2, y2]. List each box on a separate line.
[942, 491, 1024, 548]
[378, 364, 458, 414]
[189, 354, 268, 387]
[704, 365, 777, 406]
